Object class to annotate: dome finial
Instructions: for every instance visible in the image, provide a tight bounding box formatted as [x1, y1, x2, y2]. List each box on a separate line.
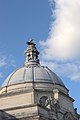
[25, 39, 39, 65]
[27, 39, 35, 45]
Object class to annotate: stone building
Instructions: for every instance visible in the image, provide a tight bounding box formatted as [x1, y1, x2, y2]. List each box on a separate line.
[0, 40, 79, 120]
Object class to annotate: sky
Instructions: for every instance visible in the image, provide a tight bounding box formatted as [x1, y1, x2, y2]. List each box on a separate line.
[0, 0, 80, 113]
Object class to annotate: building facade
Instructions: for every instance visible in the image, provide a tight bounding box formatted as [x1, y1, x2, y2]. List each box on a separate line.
[0, 40, 79, 120]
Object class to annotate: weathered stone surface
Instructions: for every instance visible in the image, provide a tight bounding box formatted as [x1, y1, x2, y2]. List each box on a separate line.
[0, 110, 17, 120]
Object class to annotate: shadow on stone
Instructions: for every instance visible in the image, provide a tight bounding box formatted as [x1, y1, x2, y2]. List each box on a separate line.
[0, 110, 18, 120]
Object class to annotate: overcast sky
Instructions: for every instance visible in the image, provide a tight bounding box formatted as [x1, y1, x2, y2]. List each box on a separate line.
[0, 0, 80, 113]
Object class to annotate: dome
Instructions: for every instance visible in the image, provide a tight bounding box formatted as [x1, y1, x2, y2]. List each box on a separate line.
[1, 40, 68, 94]
[2, 65, 65, 87]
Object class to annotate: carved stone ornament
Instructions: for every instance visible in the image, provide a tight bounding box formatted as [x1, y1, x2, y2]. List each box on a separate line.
[39, 96, 48, 107]
[39, 96, 55, 110]
[63, 112, 76, 120]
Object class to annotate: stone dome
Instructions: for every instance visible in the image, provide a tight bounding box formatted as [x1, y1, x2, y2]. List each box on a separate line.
[1, 40, 68, 94]
[2, 65, 65, 87]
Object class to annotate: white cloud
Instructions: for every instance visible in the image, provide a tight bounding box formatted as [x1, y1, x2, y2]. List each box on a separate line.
[0, 56, 7, 67]
[0, 73, 3, 78]
[41, 61, 80, 81]
[0, 55, 16, 78]
[6, 55, 16, 68]
[0, 55, 16, 68]
[0, 56, 6, 78]
[40, 0, 80, 81]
